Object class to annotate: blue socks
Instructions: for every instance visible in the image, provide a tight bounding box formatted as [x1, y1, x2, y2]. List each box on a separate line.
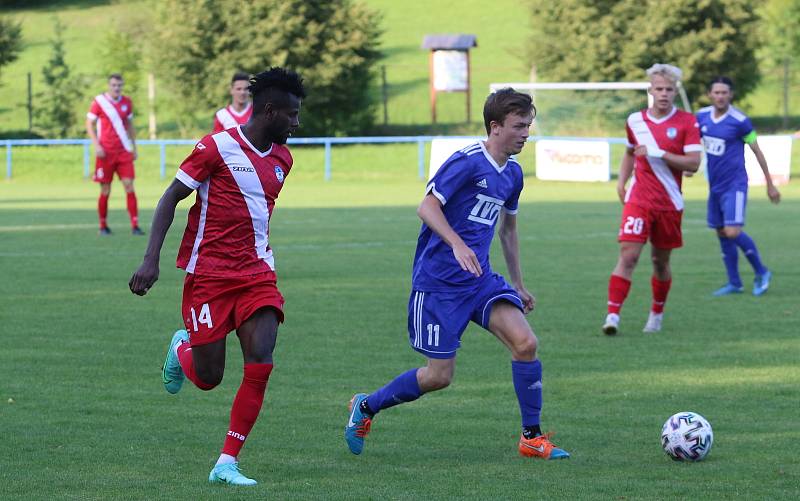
[511, 359, 543, 427]
[366, 368, 422, 415]
[734, 232, 768, 276]
[718, 236, 742, 287]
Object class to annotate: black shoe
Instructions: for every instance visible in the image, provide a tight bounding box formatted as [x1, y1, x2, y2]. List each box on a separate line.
[132, 226, 145, 236]
[99, 227, 112, 236]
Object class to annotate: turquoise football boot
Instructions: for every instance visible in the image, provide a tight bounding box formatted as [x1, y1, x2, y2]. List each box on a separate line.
[162, 329, 189, 394]
[753, 270, 772, 296]
[345, 393, 372, 455]
[712, 283, 744, 296]
[208, 462, 257, 486]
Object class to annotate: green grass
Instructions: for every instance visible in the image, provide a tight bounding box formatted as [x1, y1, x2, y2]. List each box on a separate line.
[1, 160, 799, 498]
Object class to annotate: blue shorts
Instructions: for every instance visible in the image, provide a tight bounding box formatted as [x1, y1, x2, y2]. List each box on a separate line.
[707, 188, 747, 228]
[407, 273, 524, 359]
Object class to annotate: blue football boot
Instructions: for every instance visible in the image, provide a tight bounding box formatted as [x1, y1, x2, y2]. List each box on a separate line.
[162, 329, 189, 394]
[345, 393, 372, 455]
[753, 270, 772, 296]
[208, 462, 257, 486]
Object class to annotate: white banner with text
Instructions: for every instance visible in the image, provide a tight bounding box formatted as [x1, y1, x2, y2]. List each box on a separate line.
[535, 139, 610, 182]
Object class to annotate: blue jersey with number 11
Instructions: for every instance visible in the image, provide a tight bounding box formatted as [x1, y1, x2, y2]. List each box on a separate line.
[411, 141, 524, 292]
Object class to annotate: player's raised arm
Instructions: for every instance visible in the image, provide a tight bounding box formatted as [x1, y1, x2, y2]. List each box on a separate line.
[417, 193, 482, 277]
[129, 179, 194, 295]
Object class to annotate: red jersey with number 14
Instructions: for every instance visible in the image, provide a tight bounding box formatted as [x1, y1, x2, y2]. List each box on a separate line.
[624, 108, 702, 211]
[175, 125, 292, 278]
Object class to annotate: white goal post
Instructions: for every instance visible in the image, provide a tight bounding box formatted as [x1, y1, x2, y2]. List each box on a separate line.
[488, 81, 692, 112]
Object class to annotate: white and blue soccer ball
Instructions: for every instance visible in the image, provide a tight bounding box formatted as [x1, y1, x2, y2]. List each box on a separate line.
[661, 411, 713, 461]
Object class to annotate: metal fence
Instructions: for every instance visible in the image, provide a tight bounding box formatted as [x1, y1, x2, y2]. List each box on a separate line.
[3, 135, 637, 181]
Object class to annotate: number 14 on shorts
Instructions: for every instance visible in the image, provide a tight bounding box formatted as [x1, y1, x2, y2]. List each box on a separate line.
[190, 303, 214, 331]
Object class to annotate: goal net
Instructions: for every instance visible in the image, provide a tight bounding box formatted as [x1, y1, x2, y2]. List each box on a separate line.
[488, 81, 692, 137]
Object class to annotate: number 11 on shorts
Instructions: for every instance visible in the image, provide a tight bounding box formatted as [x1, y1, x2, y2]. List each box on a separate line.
[190, 303, 213, 331]
[427, 323, 440, 347]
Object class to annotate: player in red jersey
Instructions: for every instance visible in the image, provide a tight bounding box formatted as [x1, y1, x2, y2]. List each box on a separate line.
[212, 72, 253, 133]
[129, 67, 305, 486]
[602, 64, 702, 335]
[85, 73, 144, 235]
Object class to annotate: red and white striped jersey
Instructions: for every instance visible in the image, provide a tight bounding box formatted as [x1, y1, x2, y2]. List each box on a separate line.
[212, 103, 253, 133]
[624, 108, 702, 211]
[87, 94, 134, 152]
[175, 125, 292, 277]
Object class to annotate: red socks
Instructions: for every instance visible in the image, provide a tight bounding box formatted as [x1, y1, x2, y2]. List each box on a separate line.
[177, 342, 216, 391]
[651, 276, 672, 314]
[222, 363, 273, 457]
[607, 274, 631, 314]
[126, 191, 139, 228]
[98, 193, 109, 228]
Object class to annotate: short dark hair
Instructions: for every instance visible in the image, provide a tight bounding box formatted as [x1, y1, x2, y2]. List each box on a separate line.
[250, 67, 306, 110]
[483, 88, 535, 134]
[108, 73, 123, 81]
[708, 76, 734, 91]
[231, 72, 250, 85]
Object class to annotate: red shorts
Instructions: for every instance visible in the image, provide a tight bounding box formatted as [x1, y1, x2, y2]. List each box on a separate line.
[94, 149, 135, 183]
[617, 203, 683, 249]
[181, 272, 285, 346]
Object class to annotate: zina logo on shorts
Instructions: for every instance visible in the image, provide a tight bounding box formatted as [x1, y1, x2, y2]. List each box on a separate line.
[468, 194, 504, 226]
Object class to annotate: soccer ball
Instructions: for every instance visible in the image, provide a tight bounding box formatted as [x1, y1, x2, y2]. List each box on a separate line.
[661, 411, 713, 461]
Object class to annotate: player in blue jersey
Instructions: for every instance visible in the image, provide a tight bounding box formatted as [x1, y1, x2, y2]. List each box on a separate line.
[696, 76, 781, 297]
[344, 88, 569, 460]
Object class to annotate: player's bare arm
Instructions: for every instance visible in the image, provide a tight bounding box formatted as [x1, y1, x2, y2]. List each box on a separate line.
[633, 145, 700, 172]
[498, 211, 535, 313]
[129, 179, 194, 295]
[417, 193, 482, 277]
[617, 148, 635, 203]
[748, 140, 781, 204]
[85, 116, 104, 158]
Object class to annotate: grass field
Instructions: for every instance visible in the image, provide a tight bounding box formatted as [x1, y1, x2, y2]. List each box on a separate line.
[2, 159, 799, 498]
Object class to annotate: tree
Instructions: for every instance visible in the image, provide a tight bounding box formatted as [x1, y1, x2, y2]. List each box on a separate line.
[527, 0, 761, 108]
[33, 18, 84, 138]
[152, 0, 382, 136]
[98, 31, 142, 96]
[758, 0, 800, 127]
[0, 16, 22, 78]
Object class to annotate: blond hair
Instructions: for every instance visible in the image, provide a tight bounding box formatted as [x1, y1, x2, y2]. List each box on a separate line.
[646, 63, 682, 83]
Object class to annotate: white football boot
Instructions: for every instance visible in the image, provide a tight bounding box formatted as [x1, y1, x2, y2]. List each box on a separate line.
[643, 312, 663, 333]
[602, 313, 619, 335]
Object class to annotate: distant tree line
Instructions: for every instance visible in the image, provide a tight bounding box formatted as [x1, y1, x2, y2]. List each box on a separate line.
[527, 0, 800, 114]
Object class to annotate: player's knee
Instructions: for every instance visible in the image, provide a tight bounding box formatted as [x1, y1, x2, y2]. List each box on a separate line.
[427, 372, 452, 391]
[721, 227, 740, 239]
[421, 366, 453, 391]
[195, 367, 223, 389]
[651, 255, 669, 273]
[512, 335, 537, 360]
[620, 253, 639, 271]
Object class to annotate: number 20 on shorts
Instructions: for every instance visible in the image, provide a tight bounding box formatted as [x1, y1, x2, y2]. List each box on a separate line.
[190, 303, 214, 331]
[623, 216, 644, 235]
